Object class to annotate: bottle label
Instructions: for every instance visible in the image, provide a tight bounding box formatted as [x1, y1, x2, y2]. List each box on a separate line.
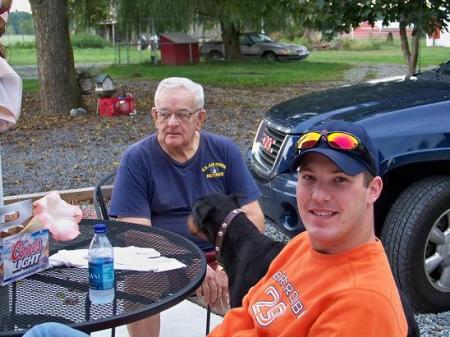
[89, 257, 114, 290]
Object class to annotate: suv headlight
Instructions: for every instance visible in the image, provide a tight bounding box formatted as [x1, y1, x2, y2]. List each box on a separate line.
[277, 48, 291, 55]
[251, 120, 266, 157]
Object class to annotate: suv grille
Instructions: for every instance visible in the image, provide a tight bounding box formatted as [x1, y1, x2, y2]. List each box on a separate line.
[253, 122, 287, 175]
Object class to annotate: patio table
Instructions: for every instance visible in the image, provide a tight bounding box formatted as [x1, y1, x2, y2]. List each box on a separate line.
[0, 219, 207, 336]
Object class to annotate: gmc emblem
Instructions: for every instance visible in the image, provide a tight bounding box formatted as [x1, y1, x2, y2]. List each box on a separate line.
[262, 135, 275, 153]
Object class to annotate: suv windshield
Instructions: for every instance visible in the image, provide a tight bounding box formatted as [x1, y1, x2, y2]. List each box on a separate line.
[249, 33, 273, 43]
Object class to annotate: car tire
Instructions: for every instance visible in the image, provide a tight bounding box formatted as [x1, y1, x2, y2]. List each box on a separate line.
[263, 51, 278, 61]
[381, 175, 450, 313]
[207, 50, 223, 60]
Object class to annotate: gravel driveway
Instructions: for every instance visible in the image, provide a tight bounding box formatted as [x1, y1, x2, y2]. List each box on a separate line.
[2, 63, 449, 335]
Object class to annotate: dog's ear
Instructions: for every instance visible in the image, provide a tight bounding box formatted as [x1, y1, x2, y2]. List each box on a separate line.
[193, 199, 214, 226]
[190, 198, 218, 242]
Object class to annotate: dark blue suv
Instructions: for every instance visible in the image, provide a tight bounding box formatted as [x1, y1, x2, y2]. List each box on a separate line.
[249, 60, 450, 313]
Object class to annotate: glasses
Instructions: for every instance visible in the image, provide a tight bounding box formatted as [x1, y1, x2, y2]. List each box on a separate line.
[156, 108, 201, 122]
[296, 130, 376, 175]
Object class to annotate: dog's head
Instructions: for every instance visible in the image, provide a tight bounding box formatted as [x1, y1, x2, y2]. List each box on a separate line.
[188, 193, 242, 243]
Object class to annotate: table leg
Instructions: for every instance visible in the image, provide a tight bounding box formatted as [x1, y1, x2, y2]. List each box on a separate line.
[0, 286, 9, 330]
[205, 305, 211, 335]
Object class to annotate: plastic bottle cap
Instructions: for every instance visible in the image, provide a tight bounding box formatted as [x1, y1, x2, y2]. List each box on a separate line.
[94, 223, 107, 233]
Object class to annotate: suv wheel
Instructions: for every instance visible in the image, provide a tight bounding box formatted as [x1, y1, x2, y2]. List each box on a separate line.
[381, 175, 450, 312]
[263, 51, 278, 61]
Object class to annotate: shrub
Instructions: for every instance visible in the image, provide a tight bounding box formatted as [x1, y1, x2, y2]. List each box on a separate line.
[10, 40, 36, 49]
[338, 38, 387, 51]
[71, 33, 111, 49]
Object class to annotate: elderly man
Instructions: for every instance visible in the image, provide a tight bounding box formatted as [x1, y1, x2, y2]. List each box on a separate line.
[207, 120, 408, 336]
[109, 77, 265, 337]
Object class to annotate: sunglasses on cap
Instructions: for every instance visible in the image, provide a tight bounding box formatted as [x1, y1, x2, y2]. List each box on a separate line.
[296, 130, 377, 176]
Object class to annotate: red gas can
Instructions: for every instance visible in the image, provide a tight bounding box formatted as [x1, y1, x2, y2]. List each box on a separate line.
[97, 95, 136, 117]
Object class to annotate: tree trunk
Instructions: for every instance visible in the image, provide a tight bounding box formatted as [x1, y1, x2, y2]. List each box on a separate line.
[220, 20, 241, 61]
[409, 30, 420, 77]
[30, 0, 82, 115]
[399, 21, 419, 79]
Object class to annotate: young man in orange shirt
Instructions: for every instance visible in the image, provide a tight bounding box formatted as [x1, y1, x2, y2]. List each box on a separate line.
[208, 120, 408, 337]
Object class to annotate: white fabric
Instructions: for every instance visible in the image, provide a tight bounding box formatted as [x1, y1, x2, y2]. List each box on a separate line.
[49, 246, 186, 272]
[0, 11, 8, 24]
[0, 57, 22, 131]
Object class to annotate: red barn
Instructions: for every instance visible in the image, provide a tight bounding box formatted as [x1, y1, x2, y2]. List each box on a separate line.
[349, 22, 412, 39]
[159, 33, 199, 66]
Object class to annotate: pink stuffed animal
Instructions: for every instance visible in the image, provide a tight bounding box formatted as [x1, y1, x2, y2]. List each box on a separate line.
[33, 191, 82, 241]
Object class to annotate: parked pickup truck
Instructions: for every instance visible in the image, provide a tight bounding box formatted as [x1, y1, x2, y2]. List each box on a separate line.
[200, 32, 309, 61]
[248, 60, 450, 313]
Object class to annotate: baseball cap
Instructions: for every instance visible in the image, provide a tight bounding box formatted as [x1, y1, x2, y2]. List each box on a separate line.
[291, 120, 379, 176]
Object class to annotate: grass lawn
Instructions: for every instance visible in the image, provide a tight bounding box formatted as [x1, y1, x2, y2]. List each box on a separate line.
[104, 60, 351, 86]
[309, 46, 449, 67]
[7, 46, 154, 66]
[22, 79, 40, 92]
[8, 38, 448, 68]
[12, 37, 449, 92]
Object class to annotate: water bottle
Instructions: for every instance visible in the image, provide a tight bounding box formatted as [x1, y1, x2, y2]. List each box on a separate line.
[88, 223, 115, 304]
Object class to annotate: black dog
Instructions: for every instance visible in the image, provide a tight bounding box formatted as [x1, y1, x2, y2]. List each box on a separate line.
[188, 193, 284, 308]
[189, 193, 419, 337]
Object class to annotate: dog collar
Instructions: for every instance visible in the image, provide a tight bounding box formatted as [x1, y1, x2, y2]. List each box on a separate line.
[215, 208, 243, 263]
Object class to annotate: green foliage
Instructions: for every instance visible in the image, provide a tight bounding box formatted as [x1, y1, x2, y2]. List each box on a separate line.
[293, 0, 450, 37]
[117, 0, 196, 34]
[289, 0, 450, 74]
[22, 79, 39, 93]
[308, 39, 448, 66]
[116, 0, 304, 53]
[68, 0, 110, 31]
[8, 11, 34, 35]
[10, 40, 36, 49]
[339, 38, 390, 51]
[19, 18, 34, 35]
[71, 33, 111, 49]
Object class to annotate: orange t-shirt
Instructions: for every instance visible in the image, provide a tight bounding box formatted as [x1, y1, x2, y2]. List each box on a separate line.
[209, 232, 407, 337]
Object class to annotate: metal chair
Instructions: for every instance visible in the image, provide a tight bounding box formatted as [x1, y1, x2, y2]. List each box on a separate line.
[93, 171, 213, 335]
[93, 171, 116, 220]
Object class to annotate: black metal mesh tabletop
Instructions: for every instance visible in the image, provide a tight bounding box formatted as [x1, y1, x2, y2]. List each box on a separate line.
[0, 219, 207, 336]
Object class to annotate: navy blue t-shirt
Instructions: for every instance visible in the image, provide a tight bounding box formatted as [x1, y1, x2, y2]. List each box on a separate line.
[109, 131, 261, 251]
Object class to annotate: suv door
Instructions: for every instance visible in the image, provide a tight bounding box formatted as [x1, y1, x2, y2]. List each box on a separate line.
[239, 34, 260, 57]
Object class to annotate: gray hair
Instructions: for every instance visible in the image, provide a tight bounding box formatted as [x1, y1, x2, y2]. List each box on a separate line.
[154, 77, 204, 109]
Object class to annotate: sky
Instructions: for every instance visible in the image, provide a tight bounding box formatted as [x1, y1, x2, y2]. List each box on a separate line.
[10, 0, 31, 13]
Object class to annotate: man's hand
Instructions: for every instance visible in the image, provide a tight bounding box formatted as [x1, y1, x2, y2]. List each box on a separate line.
[196, 265, 229, 310]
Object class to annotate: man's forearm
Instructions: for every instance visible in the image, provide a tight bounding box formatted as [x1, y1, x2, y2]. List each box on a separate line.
[118, 217, 152, 226]
[241, 200, 265, 233]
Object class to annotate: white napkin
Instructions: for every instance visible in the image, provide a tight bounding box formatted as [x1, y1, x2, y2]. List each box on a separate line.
[49, 246, 186, 272]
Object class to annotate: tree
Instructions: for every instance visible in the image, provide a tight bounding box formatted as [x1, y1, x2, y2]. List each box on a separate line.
[196, 0, 295, 60]
[8, 11, 34, 34]
[117, 0, 292, 60]
[19, 18, 34, 35]
[378, 0, 450, 77]
[67, 0, 110, 34]
[294, 0, 450, 77]
[29, 0, 82, 115]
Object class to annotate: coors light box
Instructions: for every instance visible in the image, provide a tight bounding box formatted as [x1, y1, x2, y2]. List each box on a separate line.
[0, 200, 49, 285]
